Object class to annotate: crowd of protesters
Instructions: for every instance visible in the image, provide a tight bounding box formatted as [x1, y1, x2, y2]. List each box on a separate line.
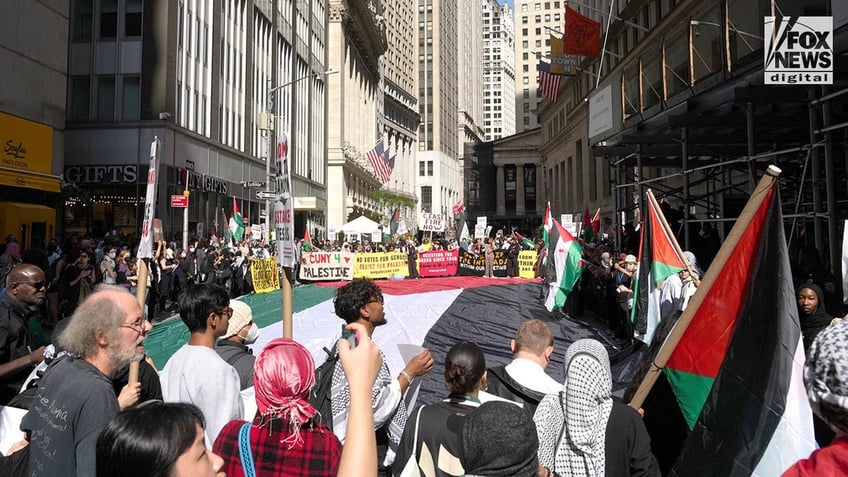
[0, 215, 846, 476]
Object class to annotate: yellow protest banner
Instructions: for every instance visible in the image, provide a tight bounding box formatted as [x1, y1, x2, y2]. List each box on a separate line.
[353, 252, 409, 279]
[518, 250, 538, 279]
[251, 257, 280, 293]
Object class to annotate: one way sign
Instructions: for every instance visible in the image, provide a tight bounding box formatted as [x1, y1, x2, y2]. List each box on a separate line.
[256, 190, 275, 200]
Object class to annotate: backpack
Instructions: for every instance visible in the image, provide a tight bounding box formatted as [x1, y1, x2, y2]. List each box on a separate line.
[308, 343, 339, 431]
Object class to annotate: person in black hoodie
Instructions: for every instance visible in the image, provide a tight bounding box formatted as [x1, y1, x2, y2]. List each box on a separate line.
[797, 282, 833, 353]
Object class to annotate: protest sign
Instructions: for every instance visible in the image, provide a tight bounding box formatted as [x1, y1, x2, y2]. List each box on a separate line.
[251, 257, 280, 293]
[299, 251, 355, 281]
[353, 252, 409, 279]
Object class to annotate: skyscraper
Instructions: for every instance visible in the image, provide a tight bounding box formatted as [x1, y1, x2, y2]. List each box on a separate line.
[513, 0, 565, 132]
[482, 0, 516, 141]
[417, 0, 462, 220]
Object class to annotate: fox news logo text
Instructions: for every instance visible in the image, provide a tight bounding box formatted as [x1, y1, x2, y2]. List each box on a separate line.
[764, 16, 832, 85]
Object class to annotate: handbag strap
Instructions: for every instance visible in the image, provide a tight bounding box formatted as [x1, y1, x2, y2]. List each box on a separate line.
[238, 422, 257, 477]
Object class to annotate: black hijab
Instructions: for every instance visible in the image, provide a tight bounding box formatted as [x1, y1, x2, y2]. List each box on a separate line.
[797, 282, 832, 351]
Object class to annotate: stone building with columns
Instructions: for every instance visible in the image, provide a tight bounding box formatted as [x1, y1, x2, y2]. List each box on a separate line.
[325, 0, 389, 234]
[466, 128, 545, 232]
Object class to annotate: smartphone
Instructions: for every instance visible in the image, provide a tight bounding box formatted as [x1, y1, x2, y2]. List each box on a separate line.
[341, 325, 358, 348]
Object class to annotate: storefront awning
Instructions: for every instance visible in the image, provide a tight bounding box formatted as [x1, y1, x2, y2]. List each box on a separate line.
[0, 167, 60, 193]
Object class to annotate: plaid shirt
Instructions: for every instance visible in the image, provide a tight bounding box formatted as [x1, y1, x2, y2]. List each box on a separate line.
[213, 418, 342, 476]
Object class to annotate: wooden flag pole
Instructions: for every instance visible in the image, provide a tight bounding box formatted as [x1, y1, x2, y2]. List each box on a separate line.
[130, 258, 149, 385]
[646, 189, 696, 278]
[629, 165, 782, 409]
[282, 266, 293, 338]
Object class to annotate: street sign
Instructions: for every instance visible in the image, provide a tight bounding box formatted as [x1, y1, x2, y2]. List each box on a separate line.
[171, 194, 188, 208]
[241, 181, 265, 188]
[256, 190, 275, 200]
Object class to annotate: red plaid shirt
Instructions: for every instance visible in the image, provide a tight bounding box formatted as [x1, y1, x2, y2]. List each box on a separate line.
[213, 418, 342, 476]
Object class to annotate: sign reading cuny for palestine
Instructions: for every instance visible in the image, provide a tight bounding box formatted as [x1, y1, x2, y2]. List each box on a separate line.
[275, 133, 295, 267]
[764, 16, 832, 85]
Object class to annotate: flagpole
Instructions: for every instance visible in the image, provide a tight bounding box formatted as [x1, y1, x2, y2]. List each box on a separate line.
[646, 190, 694, 277]
[597, 0, 616, 88]
[629, 165, 782, 409]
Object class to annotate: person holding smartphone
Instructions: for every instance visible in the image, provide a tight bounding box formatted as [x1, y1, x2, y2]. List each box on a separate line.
[329, 278, 434, 472]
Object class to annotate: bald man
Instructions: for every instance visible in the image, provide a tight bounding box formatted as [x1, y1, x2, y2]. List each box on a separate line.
[0, 264, 47, 404]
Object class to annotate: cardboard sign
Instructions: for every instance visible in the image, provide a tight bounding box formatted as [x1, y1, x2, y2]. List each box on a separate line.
[152, 218, 163, 243]
[420, 213, 446, 232]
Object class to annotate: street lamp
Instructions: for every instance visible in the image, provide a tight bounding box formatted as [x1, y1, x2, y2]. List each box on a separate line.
[258, 69, 338, 241]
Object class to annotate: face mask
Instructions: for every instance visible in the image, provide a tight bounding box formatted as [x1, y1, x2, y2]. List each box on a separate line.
[108, 252, 116, 259]
[180, 252, 186, 258]
[189, 247, 195, 253]
[241, 323, 260, 344]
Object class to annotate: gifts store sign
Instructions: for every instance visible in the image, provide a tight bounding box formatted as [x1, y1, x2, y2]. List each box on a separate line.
[764, 16, 832, 85]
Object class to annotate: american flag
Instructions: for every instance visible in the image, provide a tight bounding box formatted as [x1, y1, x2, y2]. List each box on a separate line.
[538, 60, 562, 103]
[366, 137, 392, 184]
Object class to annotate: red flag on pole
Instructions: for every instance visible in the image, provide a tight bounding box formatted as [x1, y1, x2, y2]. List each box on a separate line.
[564, 7, 601, 57]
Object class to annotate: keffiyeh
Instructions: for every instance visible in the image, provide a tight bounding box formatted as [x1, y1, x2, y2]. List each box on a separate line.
[534, 339, 613, 476]
[805, 320, 848, 434]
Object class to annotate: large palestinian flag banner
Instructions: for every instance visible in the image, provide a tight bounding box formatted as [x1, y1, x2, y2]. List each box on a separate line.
[631, 191, 687, 345]
[137, 277, 642, 416]
[632, 167, 816, 475]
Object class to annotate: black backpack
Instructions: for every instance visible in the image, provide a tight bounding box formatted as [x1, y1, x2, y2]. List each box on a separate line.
[308, 343, 339, 431]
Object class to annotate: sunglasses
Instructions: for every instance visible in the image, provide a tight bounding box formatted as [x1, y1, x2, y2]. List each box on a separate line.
[14, 281, 46, 290]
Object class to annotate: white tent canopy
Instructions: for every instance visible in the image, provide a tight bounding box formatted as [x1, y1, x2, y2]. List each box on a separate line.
[340, 215, 382, 238]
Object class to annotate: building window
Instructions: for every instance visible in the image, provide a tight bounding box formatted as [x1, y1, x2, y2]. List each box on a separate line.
[72, 0, 93, 41]
[427, 161, 434, 176]
[100, 0, 118, 38]
[122, 76, 140, 120]
[419, 161, 426, 176]
[69, 76, 90, 121]
[97, 76, 116, 121]
[125, 0, 143, 36]
[421, 185, 432, 212]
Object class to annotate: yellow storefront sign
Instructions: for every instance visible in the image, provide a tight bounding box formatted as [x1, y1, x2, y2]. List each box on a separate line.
[0, 111, 53, 174]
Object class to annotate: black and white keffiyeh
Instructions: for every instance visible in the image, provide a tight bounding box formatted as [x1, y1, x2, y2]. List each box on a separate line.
[534, 339, 613, 477]
[330, 350, 408, 452]
[805, 319, 848, 434]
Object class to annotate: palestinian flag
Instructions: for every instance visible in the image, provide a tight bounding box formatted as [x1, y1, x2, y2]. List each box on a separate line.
[544, 219, 583, 312]
[659, 183, 815, 474]
[229, 198, 246, 243]
[390, 209, 400, 236]
[631, 192, 687, 345]
[142, 276, 643, 417]
[512, 231, 535, 249]
[302, 228, 312, 253]
[542, 201, 553, 248]
[581, 205, 593, 242]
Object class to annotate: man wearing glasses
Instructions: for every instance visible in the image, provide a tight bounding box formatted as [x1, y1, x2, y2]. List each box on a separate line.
[0, 264, 47, 405]
[21, 285, 151, 477]
[330, 278, 434, 472]
[160, 283, 243, 447]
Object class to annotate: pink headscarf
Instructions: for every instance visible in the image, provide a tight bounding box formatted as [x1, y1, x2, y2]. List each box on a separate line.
[254, 338, 317, 447]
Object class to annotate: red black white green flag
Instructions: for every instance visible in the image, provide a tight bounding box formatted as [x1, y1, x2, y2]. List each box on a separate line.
[544, 219, 583, 312]
[631, 192, 687, 345]
[655, 177, 815, 474]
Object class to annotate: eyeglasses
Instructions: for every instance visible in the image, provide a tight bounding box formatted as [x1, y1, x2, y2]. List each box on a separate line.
[121, 316, 150, 333]
[14, 281, 46, 290]
[366, 296, 384, 305]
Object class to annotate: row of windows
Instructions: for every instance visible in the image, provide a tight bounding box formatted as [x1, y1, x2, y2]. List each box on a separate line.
[72, 0, 143, 41]
[68, 75, 140, 122]
[520, 1, 561, 12]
